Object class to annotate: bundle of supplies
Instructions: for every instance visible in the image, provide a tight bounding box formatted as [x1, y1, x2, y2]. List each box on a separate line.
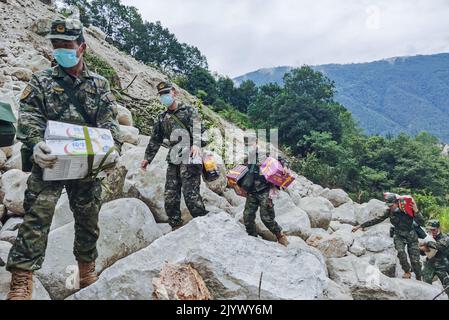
[260, 157, 295, 189]
[43, 121, 118, 181]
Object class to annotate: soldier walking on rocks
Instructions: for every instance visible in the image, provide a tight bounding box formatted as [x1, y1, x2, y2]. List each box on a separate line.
[141, 81, 208, 230]
[420, 220, 449, 295]
[5, 18, 122, 300]
[352, 193, 425, 280]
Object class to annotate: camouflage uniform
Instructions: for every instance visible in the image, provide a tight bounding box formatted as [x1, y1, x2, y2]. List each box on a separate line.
[361, 208, 425, 278]
[6, 63, 122, 272]
[242, 155, 285, 237]
[144, 103, 207, 228]
[422, 233, 449, 294]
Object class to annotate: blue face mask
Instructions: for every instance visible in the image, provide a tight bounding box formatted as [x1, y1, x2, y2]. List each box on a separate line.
[53, 48, 80, 68]
[160, 94, 175, 107]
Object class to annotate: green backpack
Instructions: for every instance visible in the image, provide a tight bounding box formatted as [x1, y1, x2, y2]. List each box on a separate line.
[0, 102, 17, 147]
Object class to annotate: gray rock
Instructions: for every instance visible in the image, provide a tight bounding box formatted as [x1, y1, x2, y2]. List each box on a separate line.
[116, 105, 133, 126]
[355, 199, 388, 225]
[71, 213, 329, 300]
[50, 191, 73, 231]
[120, 125, 139, 145]
[0, 169, 29, 215]
[353, 223, 394, 253]
[320, 188, 352, 207]
[332, 202, 358, 225]
[36, 198, 164, 300]
[297, 196, 334, 229]
[306, 231, 348, 258]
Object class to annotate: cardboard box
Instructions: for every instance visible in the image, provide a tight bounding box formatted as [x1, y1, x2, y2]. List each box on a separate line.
[226, 165, 249, 197]
[45, 120, 114, 142]
[226, 165, 248, 187]
[260, 157, 295, 189]
[43, 121, 118, 181]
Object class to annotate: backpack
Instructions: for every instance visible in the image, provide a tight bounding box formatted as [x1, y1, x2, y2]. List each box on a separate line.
[0, 102, 17, 147]
[0, 120, 16, 147]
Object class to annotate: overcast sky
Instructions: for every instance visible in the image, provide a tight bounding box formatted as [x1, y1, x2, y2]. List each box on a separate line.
[122, 0, 449, 78]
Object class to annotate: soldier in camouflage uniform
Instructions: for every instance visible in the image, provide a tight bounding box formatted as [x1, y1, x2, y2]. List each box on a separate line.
[353, 193, 425, 280]
[141, 81, 208, 229]
[241, 143, 289, 246]
[5, 18, 122, 300]
[420, 220, 449, 295]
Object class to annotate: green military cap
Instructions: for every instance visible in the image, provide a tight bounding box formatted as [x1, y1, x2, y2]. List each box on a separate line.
[0, 101, 17, 123]
[47, 18, 83, 41]
[157, 81, 174, 95]
[384, 192, 397, 205]
[427, 220, 440, 229]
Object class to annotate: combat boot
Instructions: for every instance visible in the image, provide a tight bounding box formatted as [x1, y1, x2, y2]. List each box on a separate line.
[402, 272, 412, 279]
[78, 261, 98, 289]
[276, 232, 289, 247]
[6, 269, 33, 300]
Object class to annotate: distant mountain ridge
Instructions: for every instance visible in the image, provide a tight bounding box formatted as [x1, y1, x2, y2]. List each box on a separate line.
[234, 53, 449, 142]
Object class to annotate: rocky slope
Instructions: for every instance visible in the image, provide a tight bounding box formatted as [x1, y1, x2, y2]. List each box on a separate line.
[0, 0, 447, 300]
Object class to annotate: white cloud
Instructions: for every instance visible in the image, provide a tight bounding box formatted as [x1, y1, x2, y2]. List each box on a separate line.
[122, 0, 449, 77]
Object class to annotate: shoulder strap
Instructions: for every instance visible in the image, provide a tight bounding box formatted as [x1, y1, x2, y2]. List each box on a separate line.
[54, 78, 94, 125]
[171, 113, 192, 140]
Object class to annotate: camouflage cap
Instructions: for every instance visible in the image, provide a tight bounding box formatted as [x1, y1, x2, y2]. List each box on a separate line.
[384, 192, 398, 205]
[0, 101, 17, 123]
[427, 220, 440, 229]
[47, 18, 83, 41]
[157, 81, 174, 95]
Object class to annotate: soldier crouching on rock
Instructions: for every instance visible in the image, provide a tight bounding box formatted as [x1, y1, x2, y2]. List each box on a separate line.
[420, 220, 449, 295]
[240, 140, 290, 247]
[5, 18, 122, 300]
[141, 81, 208, 230]
[352, 193, 425, 280]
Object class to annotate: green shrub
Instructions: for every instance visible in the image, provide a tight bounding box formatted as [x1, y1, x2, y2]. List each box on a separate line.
[84, 51, 121, 89]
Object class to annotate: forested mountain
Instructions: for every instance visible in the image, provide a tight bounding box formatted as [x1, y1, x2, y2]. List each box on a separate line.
[235, 54, 449, 142]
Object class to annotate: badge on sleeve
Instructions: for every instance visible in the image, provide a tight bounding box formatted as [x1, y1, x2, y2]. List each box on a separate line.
[20, 85, 33, 101]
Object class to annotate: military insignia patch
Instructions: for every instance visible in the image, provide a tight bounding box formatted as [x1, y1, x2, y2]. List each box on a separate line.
[52, 86, 65, 93]
[20, 85, 33, 100]
[56, 24, 65, 33]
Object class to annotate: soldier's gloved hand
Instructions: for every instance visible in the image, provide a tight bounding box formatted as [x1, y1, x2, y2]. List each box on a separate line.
[33, 142, 57, 169]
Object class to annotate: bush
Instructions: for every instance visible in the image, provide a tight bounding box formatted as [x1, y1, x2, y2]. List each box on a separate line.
[84, 51, 121, 89]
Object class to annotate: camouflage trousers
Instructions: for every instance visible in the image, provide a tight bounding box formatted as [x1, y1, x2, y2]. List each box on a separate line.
[243, 189, 282, 237]
[423, 259, 449, 294]
[6, 166, 102, 272]
[393, 231, 422, 277]
[164, 163, 207, 228]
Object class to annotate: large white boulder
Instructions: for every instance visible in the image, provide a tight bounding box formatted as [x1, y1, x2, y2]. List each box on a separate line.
[320, 189, 352, 208]
[355, 199, 388, 225]
[297, 196, 334, 229]
[36, 198, 164, 300]
[116, 105, 133, 126]
[120, 125, 140, 145]
[306, 231, 348, 258]
[71, 213, 329, 300]
[1, 169, 29, 215]
[332, 202, 358, 226]
[327, 255, 446, 300]
[352, 223, 394, 253]
[0, 241, 51, 300]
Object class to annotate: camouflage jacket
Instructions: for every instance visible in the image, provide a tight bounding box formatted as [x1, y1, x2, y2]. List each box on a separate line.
[17, 64, 122, 151]
[144, 103, 204, 164]
[361, 207, 425, 233]
[427, 233, 449, 264]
